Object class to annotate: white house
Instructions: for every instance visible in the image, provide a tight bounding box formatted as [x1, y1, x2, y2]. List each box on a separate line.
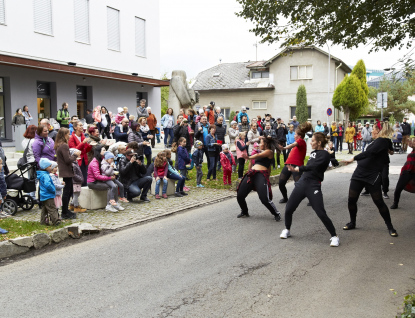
[0, 0, 167, 140]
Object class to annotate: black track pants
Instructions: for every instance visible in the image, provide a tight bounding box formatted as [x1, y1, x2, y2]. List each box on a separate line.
[348, 177, 393, 229]
[237, 172, 279, 216]
[285, 178, 337, 237]
[381, 164, 389, 194]
[238, 158, 245, 178]
[278, 165, 302, 200]
[393, 172, 413, 204]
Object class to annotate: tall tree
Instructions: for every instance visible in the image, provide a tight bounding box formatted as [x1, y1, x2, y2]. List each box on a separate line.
[160, 73, 169, 116]
[332, 74, 366, 123]
[236, 1, 414, 53]
[296, 84, 308, 123]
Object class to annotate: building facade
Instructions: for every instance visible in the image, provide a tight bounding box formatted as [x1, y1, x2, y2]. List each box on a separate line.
[0, 0, 167, 140]
[192, 46, 351, 125]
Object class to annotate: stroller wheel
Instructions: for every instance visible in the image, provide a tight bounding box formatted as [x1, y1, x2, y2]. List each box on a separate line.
[3, 199, 18, 216]
[21, 195, 35, 211]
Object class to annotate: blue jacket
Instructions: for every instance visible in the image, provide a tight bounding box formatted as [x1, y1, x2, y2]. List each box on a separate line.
[315, 124, 325, 133]
[113, 125, 129, 143]
[160, 114, 174, 129]
[205, 134, 217, 152]
[286, 131, 295, 145]
[37, 170, 56, 201]
[192, 148, 204, 167]
[237, 112, 250, 124]
[177, 146, 190, 170]
[69, 123, 74, 135]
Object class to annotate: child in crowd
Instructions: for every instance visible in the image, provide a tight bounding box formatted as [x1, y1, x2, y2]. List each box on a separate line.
[0, 158, 9, 219]
[156, 124, 161, 143]
[356, 128, 363, 151]
[153, 152, 169, 199]
[196, 108, 204, 123]
[327, 141, 339, 167]
[165, 149, 188, 197]
[228, 121, 239, 173]
[115, 107, 125, 124]
[50, 162, 65, 215]
[220, 144, 236, 186]
[69, 149, 87, 213]
[101, 152, 129, 204]
[37, 158, 61, 225]
[129, 115, 135, 127]
[177, 137, 191, 180]
[193, 140, 204, 188]
[123, 107, 130, 120]
[248, 142, 260, 170]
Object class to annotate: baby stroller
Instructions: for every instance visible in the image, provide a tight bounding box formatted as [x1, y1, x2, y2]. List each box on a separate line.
[3, 162, 37, 215]
[392, 131, 403, 154]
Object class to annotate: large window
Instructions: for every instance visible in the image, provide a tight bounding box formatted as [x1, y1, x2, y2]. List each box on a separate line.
[0, 0, 5, 25]
[222, 108, 230, 121]
[290, 106, 312, 120]
[107, 7, 120, 51]
[135, 17, 146, 57]
[252, 101, 267, 109]
[251, 71, 269, 79]
[290, 65, 313, 80]
[74, 0, 89, 44]
[34, 0, 53, 35]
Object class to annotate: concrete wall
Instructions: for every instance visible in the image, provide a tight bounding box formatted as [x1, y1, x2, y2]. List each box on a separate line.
[0, 0, 160, 79]
[0, 64, 160, 140]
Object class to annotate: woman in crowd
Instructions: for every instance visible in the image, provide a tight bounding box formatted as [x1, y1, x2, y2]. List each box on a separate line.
[391, 137, 415, 210]
[206, 126, 219, 181]
[128, 122, 148, 158]
[22, 125, 38, 202]
[237, 137, 281, 221]
[32, 125, 55, 167]
[279, 132, 339, 246]
[343, 122, 398, 237]
[86, 126, 107, 164]
[12, 108, 25, 125]
[69, 120, 92, 186]
[55, 128, 80, 219]
[146, 107, 158, 148]
[161, 108, 175, 148]
[337, 122, 344, 152]
[228, 121, 239, 172]
[87, 144, 122, 212]
[236, 132, 249, 179]
[315, 120, 325, 133]
[97, 106, 111, 139]
[330, 121, 338, 151]
[286, 124, 295, 156]
[22, 105, 33, 127]
[138, 117, 153, 167]
[345, 122, 356, 155]
[164, 149, 187, 197]
[247, 122, 260, 155]
[277, 122, 312, 203]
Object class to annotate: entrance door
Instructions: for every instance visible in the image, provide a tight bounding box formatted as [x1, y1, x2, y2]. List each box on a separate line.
[76, 86, 88, 119]
[77, 101, 87, 118]
[37, 98, 51, 123]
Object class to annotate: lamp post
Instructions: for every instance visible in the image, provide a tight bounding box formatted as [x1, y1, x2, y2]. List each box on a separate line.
[327, 42, 330, 124]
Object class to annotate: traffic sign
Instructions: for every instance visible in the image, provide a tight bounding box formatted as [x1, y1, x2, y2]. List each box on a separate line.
[377, 92, 387, 108]
[327, 108, 332, 116]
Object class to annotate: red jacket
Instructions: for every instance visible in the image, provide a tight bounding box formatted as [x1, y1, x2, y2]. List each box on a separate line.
[68, 132, 92, 166]
[205, 110, 215, 125]
[220, 152, 236, 171]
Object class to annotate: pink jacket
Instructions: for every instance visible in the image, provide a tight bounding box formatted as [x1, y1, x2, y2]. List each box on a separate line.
[87, 158, 112, 183]
[93, 106, 102, 123]
[220, 152, 236, 171]
[115, 113, 124, 124]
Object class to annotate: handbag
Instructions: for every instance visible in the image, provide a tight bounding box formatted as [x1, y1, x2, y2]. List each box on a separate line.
[17, 138, 31, 168]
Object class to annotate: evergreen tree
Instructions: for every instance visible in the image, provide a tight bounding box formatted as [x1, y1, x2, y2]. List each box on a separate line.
[296, 84, 308, 123]
[160, 73, 169, 116]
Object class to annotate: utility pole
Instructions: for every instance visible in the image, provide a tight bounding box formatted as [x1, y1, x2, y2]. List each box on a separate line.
[253, 42, 258, 61]
[326, 42, 331, 123]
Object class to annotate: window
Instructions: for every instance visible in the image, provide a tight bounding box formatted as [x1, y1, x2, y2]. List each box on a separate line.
[251, 71, 269, 79]
[290, 106, 312, 119]
[74, 0, 89, 44]
[107, 7, 120, 51]
[252, 101, 267, 109]
[223, 108, 230, 121]
[135, 17, 146, 57]
[34, 0, 53, 35]
[290, 65, 313, 80]
[0, 0, 5, 25]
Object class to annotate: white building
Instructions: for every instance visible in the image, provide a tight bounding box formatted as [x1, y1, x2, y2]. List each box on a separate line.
[0, 0, 167, 141]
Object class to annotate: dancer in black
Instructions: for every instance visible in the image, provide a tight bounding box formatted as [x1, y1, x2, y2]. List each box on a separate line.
[343, 122, 398, 237]
[279, 132, 339, 246]
[236, 137, 281, 221]
[391, 137, 415, 209]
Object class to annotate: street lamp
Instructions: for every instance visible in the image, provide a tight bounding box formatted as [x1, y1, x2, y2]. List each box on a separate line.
[327, 42, 331, 124]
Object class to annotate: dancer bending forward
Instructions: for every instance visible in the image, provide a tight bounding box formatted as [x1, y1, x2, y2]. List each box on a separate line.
[280, 133, 339, 247]
[236, 137, 281, 221]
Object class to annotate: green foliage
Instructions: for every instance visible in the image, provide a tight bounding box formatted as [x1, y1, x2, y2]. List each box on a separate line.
[296, 84, 308, 123]
[0, 218, 69, 241]
[352, 60, 369, 97]
[229, 111, 236, 123]
[235, 1, 413, 53]
[396, 294, 415, 318]
[389, 113, 396, 125]
[161, 72, 169, 117]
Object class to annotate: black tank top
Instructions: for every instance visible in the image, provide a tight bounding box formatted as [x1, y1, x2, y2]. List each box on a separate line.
[254, 156, 272, 168]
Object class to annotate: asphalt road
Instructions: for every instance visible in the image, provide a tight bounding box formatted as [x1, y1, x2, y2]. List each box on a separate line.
[1, 154, 414, 318]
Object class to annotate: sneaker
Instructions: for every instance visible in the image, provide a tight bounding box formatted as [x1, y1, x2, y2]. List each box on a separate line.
[0, 227, 8, 234]
[162, 194, 168, 199]
[174, 192, 183, 197]
[279, 198, 288, 204]
[277, 165, 281, 169]
[62, 212, 77, 219]
[74, 206, 87, 213]
[237, 211, 250, 218]
[114, 204, 125, 211]
[360, 191, 370, 196]
[330, 236, 340, 247]
[180, 191, 188, 196]
[69, 204, 75, 211]
[0, 211, 10, 218]
[140, 197, 151, 203]
[197, 184, 205, 188]
[390, 202, 398, 209]
[383, 193, 389, 199]
[280, 229, 291, 239]
[106, 205, 118, 212]
[274, 213, 281, 222]
[183, 186, 190, 191]
[155, 194, 161, 199]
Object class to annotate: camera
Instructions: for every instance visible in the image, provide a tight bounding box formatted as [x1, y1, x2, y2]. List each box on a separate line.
[138, 155, 144, 162]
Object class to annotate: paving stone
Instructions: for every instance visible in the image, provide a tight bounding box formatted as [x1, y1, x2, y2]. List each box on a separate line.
[0, 241, 29, 259]
[33, 233, 51, 249]
[9, 236, 34, 248]
[49, 228, 69, 243]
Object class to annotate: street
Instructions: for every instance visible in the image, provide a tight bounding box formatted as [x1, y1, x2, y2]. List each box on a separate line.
[1, 154, 414, 318]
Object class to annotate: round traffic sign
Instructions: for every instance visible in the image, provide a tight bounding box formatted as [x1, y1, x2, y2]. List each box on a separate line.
[327, 108, 332, 116]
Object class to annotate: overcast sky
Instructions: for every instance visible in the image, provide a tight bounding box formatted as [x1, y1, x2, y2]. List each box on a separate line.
[160, 0, 412, 80]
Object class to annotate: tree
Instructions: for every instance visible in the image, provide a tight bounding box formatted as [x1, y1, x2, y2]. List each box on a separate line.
[160, 73, 169, 117]
[332, 74, 367, 124]
[229, 110, 236, 122]
[296, 85, 308, 123]
[236, 1, 414, 53]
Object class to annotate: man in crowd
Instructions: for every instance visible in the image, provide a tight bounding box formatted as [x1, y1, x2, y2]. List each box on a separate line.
[195, 115, 210, 168]
[85, 109, 94, 124]
[147, 107, 158, 148]
[215, 116, 227, 171]
[361, 122, 372, 152]
[205, 102, 216, 125]
[401, 117, 411, 153]
[173, 115, 191, 152]
[119, 149, 152, 202]
[40, 118, 58, 141]
[238, 116, 250, 136]
[136, 99, 149, 119]
[274, 117, 288, 168]
[237, 106, 250, 123]
[57, 102, 70, 128]
[289, 115, 299, 130]
[261, 114, 275, 130]
[114, 118, 130, 143]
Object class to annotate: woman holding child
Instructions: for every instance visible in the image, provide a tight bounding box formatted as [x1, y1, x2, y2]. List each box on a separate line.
[69, 120, 93, 186]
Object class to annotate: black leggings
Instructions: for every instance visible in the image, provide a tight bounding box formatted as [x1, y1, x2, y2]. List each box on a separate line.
[285, 178, 337, 237]
[393, 172, 413, 204]
[279, 165, 302, 200]
[62, 177, 73, 215]
[237, 172, 279, 216]
[381, 164, 389, 194]
[145, 154, 152, 168]
[238, 158, 245, 178]
[348, 177, 393, 229]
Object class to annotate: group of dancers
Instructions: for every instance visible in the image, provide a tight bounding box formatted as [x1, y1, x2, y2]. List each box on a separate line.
[236, 120, 415, 246]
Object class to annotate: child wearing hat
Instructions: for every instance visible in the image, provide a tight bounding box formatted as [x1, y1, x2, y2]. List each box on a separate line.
[49, 161, 65, 214]
[219, 144, 236, 186]
[37, 158, 61, 225]
[101, 151, 129, 205]
[193, 140, 204, 187]
[115, 107, 125, 124]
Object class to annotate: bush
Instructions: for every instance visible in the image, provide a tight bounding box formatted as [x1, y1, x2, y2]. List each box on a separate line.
[229, 111, 236, 123]
[397, 294, 415, 318]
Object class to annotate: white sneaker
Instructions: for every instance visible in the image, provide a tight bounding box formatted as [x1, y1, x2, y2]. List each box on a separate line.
[280, 229, 291, 239]
[114, 204, 125, 211]
[106, 205, 118, 213]
[330, 236, 340, 247]
[277, 165, 281, 169]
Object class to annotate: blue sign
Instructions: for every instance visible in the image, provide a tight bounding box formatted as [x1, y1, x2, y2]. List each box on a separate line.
[327, 108, 333, 116]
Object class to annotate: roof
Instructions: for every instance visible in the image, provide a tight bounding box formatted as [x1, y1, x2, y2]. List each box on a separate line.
[265, 45, 352, 73]
[191, 62, 274, 91]
[367, 71, 407, 88]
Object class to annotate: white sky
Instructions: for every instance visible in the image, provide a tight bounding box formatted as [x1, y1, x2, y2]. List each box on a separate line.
[160, 0, 413, 80]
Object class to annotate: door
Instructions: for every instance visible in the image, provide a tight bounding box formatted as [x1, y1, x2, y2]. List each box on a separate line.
[37, 98, 51, 124]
